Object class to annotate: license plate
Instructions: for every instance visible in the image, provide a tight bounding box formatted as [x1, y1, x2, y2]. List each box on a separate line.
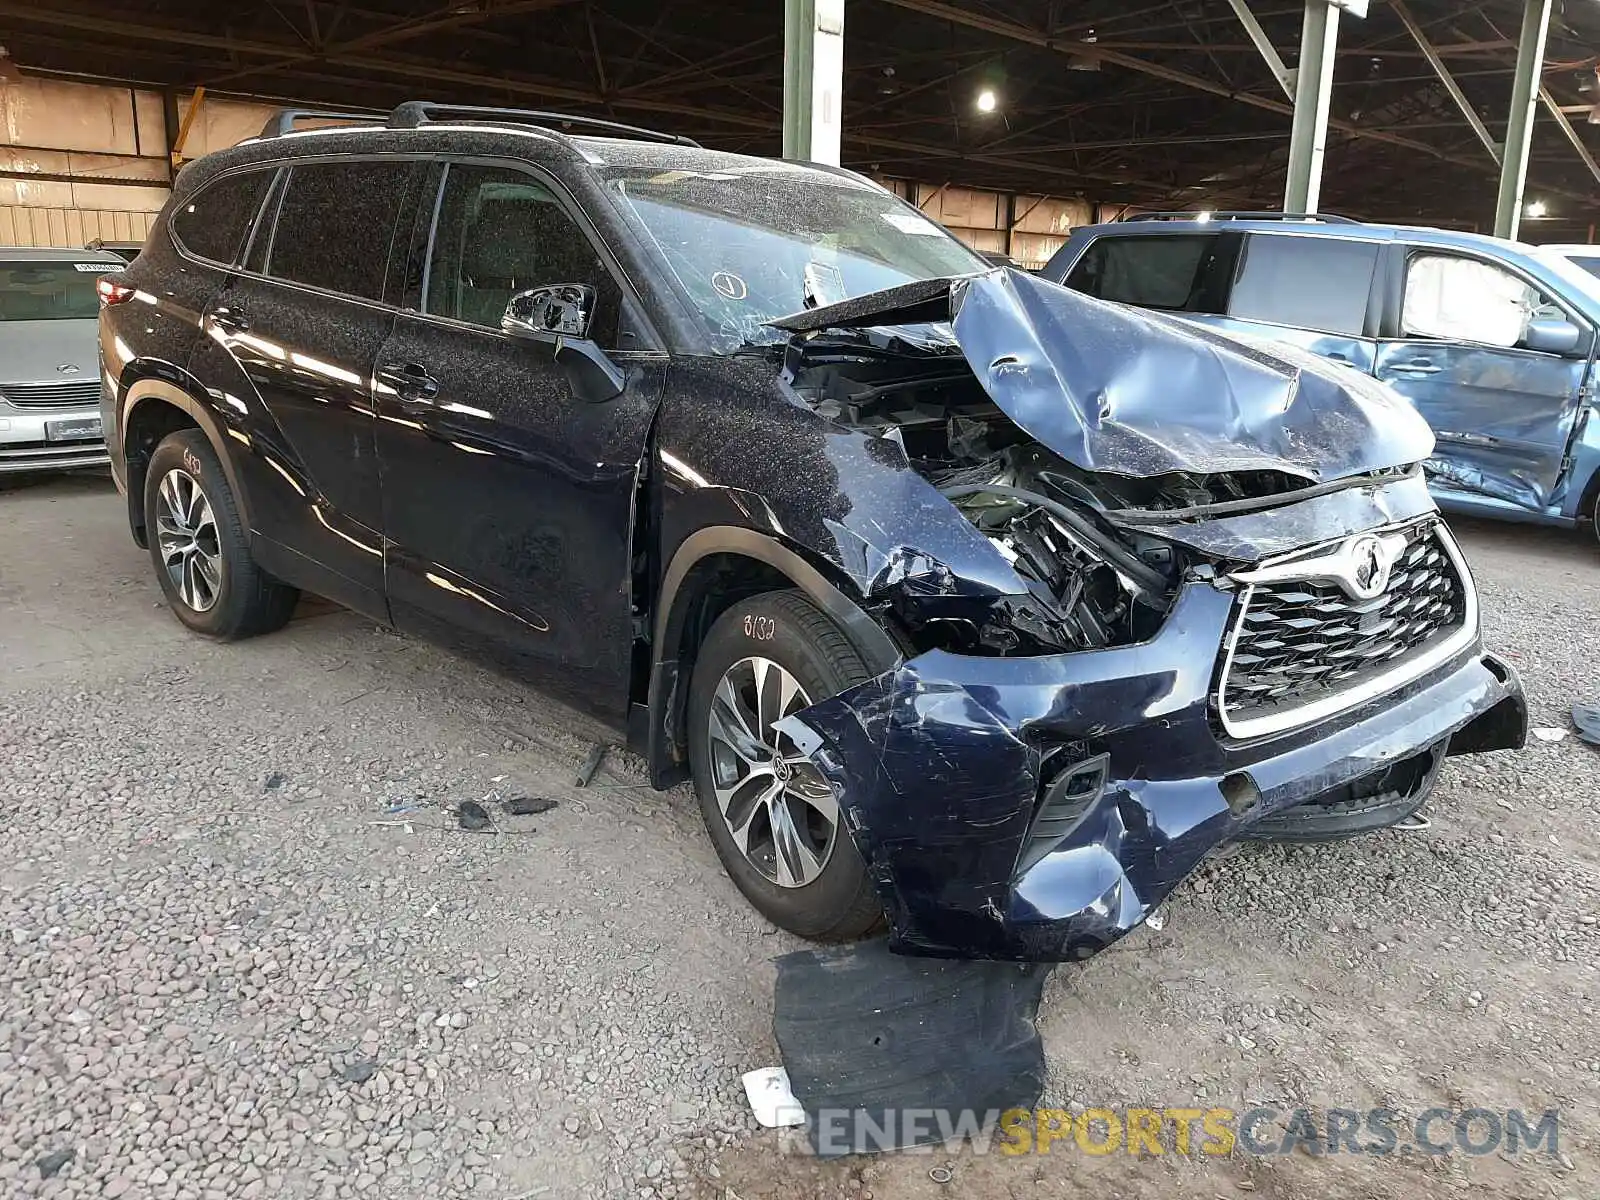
[45, 416, 102, 442]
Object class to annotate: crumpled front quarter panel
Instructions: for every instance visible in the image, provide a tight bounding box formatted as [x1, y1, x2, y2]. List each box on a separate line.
[654, 357, 1028, 600]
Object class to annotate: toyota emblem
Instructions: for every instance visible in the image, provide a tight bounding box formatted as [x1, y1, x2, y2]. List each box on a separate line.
[1343, 534, 1391, 600]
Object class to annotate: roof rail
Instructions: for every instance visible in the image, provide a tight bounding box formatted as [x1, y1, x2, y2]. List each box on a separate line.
[386, 102, 700, 147]
[258, 108, 387, 138]
[1121, 210, 1361, 225]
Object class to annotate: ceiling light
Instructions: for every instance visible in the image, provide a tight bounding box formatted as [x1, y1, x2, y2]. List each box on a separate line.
[976, 89, 997, 113]
[1526, 199, 1548, 218]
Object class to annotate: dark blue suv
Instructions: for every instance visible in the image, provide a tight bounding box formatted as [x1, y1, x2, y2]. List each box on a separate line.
[1042, 213, 1600, 541]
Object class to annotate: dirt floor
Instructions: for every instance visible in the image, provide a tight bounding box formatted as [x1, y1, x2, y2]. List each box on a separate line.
[0, 471, 1595, 1200]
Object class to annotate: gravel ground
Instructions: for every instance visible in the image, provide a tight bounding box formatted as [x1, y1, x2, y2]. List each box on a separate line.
[1, 473, 1596, 1200]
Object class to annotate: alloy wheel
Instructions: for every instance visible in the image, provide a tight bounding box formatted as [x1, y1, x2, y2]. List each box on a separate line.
[154, 467, 223, 613]
[705, 656, 839, 889]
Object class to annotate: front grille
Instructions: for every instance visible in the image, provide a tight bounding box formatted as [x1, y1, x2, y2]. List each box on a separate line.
[1218, 522, 1471, 735]
[0, 380, 100, 409]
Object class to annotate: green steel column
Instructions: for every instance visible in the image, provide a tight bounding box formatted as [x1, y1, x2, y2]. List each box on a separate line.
[1494, 0, 1553, 239]
[782, 0, 845, 165]
[1283, 1, 1341, 213]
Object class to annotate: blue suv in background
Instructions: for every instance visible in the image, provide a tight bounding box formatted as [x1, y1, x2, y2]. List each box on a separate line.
[1041, 213, 1600, 542]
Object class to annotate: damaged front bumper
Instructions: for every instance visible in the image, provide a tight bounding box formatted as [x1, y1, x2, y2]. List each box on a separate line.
[783, 582, 1526, 962]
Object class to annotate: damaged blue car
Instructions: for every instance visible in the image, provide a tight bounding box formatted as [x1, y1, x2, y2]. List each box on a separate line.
[101, 106, 1526, 964]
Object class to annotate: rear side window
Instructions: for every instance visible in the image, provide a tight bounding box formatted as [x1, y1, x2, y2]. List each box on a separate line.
[1228, 234, 1378, 336]
[265, 161, 414, 301]
[172, 170, 275, 265]
[1066, 234, 1220, 310]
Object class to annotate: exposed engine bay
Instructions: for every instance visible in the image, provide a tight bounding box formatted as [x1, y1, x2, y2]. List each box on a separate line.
[786, 344, 1326, 655]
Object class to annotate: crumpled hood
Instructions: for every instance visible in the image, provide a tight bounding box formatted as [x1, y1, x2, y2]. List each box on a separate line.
[772, 268, 1435, 482]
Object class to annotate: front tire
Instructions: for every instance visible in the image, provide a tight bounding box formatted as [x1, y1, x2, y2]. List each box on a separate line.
[144, 430, 298, 639]
[687, 590, 884, 941]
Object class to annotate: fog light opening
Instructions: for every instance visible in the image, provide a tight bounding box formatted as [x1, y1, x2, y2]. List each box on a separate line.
[1221, 771, 1261, 816]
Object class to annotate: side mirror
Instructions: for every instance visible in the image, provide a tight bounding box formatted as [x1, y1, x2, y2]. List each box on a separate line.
[502, 283, 595, 341]
[1522, 316, 1584, 356]
[501, 284, 625, 403]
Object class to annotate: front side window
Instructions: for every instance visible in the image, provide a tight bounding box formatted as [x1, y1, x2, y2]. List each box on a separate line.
[600, 162, 985, 352]
[0, 261, 104, 321]
[265, 161, 413, 301]
[1228, 234, 1378, 336]
[1066, 234, 1220, 311]
[423, 163, 620, 345]
[172, 169, 275, 265]
[1402, 253, 1550, 349]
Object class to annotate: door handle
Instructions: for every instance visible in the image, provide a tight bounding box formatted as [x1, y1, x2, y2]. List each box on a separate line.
[375, 362, 439, 404]
[209, 304, 248, 333]
[1391, 359, 1441, 375]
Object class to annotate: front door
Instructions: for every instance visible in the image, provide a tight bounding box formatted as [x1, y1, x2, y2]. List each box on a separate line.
[1374, 249, 1591, 513]
[374, 160, 666, 725]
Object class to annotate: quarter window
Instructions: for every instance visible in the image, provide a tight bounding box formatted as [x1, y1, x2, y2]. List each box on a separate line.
[172, 170, 275, 265]
[1065, 234, 1220, 311]
[265, 161, 414, 301]
[1228, 234, 1378, 336]
[423, 163, 620, 346]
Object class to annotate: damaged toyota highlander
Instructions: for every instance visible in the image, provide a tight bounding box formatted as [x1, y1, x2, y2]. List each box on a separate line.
[100, 104, 1527, 962]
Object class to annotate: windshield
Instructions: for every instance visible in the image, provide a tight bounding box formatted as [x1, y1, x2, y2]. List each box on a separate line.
[601, 163, 985, 352]
[0, 261, 104, 322]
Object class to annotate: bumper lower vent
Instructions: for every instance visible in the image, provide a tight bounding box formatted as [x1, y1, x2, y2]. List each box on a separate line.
[1217, 521, 1476, 739]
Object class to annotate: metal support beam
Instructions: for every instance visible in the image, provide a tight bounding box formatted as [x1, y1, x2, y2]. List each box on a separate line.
[1539, 85, 1600, 187]
[1224, 0, 1295, 100]
[1494, 0, 1552, 239]
[1392, 0, 1500, 164]
[1284, 2, 1340, 213]
[782, 0, 844, 165]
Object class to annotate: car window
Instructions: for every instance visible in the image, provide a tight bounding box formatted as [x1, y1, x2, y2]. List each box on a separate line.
[172, 169, 276, 265]
[424, 163, 621, 346]
[1401, 253, 1552, 349]
[1228, 234, 1377, 336]
[1065, 234, 1220, 310]
[1565, 255, 1600, 281]
[0, 260, 105, 321]
[265, 161, 413, 302]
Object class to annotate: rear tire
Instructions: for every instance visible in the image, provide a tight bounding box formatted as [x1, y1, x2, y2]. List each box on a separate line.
[687, 590, 885, 942]
[144, 430, 298, 639]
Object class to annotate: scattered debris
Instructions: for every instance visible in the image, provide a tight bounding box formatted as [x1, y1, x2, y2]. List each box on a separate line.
[456, 801, 492, 831]
[1144, 907, 1166, 932]
[740, 1066, 805, 1129]
[384, 800, 424, 815]
[1531, 726, 1567, 742]
[502, 796, 558, 816]
[928, 1166, 954, 1184]
[262, 771, 286, 791]
[575, 742, 608, 787]
[338, 1059, 376, 1085]
[1572, 702, 1600, 746]
[36, 1148, 74, 1179]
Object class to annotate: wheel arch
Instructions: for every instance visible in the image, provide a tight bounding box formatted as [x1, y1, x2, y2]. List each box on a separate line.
[121, 377, 250, 549]
[642, 527, 901, 789]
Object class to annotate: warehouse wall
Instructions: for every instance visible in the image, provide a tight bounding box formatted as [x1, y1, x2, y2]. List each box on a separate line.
[0, 76, 1110, 261]
[0, 77, 276, 248]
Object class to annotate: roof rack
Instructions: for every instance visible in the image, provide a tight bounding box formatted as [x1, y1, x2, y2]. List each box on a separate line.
[1121, 210, 1361, 225]
[386, 102, 700, 147]
[258, 108, 388, 138]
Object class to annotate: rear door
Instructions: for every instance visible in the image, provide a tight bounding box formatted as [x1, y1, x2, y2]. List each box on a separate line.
[373, 159, 666, 726]
[1374, 248, 1591, 512]
[185, 156, 420, 614]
